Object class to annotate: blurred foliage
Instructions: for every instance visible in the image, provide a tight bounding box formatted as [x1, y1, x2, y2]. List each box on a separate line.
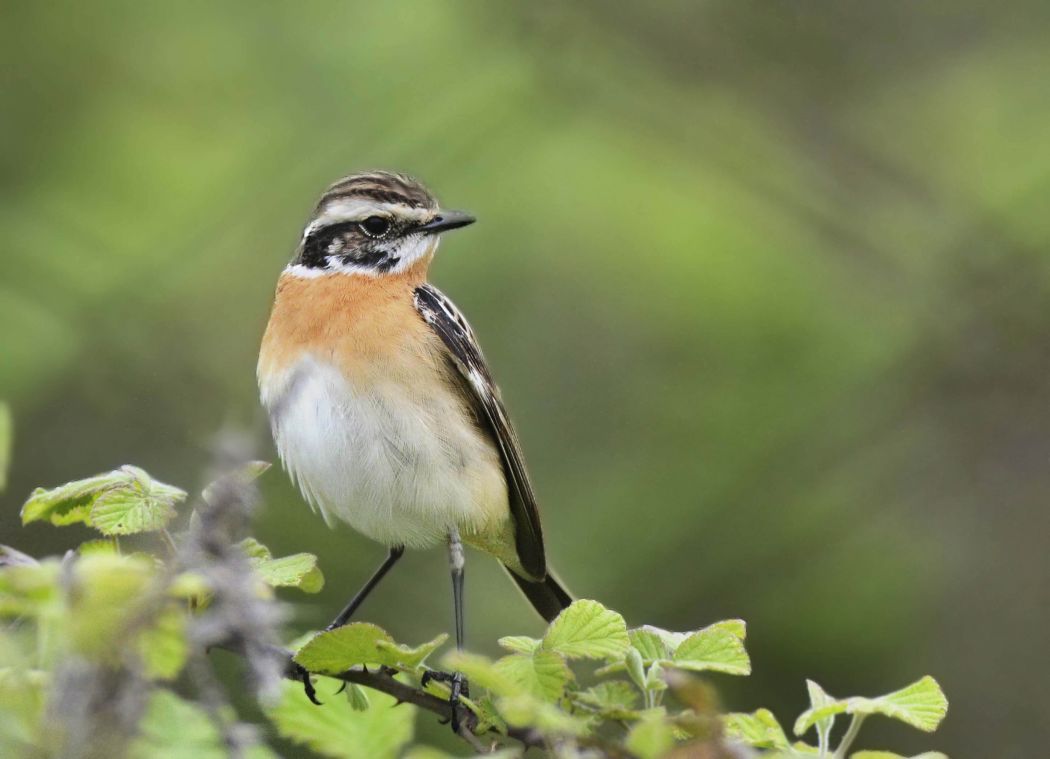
[2, 1, 1049, 756]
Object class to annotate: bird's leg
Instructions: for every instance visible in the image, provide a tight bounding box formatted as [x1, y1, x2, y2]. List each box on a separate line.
[447, 527, 469, 731]
[324, 546, 405, 632]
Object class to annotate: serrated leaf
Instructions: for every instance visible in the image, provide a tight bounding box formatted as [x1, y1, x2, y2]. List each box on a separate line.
[293, 623, 394, 675]
[498, 635, 540, 654]
[21, 470, 130, 527]
[0, 402, 10, 493]
[575, 681, 640, 715]
[705, 619, 746, 640]
[672, 627, 751, 675]
[375, 633, 448, 670]
[723, 709, 790, 750]
[493, 651, 572, 701]
[541, 600, 629, 660]
[497, 694, 589, 736]
[268, 677, 414, 759]
[250, 551, 324, 594]
[806, 679, 835, 755]
[626, 714, 677, 759]
[88, 466, 186, 535]
[630, 626, 673, 662]
[794, 677, 948, 736]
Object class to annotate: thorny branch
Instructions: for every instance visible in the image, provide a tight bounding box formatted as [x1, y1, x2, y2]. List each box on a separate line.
[214, 642, 549, 752]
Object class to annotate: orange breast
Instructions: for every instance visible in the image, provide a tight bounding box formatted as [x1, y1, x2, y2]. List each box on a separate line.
[258, 260, 443, 385]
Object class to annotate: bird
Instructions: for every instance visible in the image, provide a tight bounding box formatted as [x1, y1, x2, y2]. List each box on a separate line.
[257, 171, 571, 707]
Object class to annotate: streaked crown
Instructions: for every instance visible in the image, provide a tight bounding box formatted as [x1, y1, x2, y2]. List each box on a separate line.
[290, 171, 474, 277]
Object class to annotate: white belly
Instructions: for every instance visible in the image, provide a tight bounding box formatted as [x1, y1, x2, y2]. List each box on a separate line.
[260, 356, 508, 548]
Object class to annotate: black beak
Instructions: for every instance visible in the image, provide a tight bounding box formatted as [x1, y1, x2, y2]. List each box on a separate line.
[418, 210, 476, 234]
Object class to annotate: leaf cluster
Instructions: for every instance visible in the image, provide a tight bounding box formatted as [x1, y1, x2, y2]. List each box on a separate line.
[1, 464, 949, 758]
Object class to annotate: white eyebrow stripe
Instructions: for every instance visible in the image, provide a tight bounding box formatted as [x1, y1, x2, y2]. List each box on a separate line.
[303, 199, 432, 239]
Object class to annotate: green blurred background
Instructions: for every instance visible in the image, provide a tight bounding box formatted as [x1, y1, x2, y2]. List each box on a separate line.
[3, 2, 1048, 756]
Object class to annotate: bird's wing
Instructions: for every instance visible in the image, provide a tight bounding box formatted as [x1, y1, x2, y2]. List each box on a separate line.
[414, 283, 547, 580]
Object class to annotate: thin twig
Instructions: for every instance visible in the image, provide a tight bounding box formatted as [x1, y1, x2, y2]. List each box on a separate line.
[213, 643, 546, 750]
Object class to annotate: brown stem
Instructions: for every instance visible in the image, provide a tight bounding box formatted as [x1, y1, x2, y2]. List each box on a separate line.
[213, 643, 547, 751]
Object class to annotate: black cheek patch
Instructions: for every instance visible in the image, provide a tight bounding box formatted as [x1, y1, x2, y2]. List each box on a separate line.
[353, 247, 400, 272]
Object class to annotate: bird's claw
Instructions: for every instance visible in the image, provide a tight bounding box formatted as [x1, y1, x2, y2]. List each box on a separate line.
[421, 669, 470, 732]
[288, 661, 321, 705]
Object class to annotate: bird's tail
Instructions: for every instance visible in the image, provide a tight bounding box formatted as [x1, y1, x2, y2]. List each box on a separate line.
[504, 565, 573, 623]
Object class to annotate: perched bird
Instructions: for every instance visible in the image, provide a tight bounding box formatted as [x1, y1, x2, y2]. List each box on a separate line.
[257, 171, 571, 702]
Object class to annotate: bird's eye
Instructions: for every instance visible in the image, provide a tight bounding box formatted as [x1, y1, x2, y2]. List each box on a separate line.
[359, 216, 391, 238]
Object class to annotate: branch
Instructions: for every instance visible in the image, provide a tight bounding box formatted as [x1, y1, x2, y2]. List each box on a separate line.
[213, 643, 547, 752]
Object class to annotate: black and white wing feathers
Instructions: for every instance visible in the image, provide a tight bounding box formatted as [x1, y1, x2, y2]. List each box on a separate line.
[413, 283, 547, 580]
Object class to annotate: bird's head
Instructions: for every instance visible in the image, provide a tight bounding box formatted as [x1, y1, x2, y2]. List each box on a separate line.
[288, 171, 474, 277]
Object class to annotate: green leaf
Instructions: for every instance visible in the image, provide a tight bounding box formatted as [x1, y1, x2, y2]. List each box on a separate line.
[575, 681, 640, 716]
[541, 600, 629, 660]
[66, 553, 156, 659]
[630, 626, 673, 663]
[723, 709, 790, 750]
[238, 538, 324, 594]
[22, 466, 187, 533]
[374, 633, 448, 670]
[22, 471, 127, 527]
[131, 689, 277, 759]
[344, 683, 370, 711]
[493, 651, 572, 701]
[625, 647, 647, 691]
[497, 694, 589, 737]
[138, 605, 189, 680]
[0, 402, 10, 493]
[497, 635, 540, 655]
[294, 624, 446, 675]
[237, 537, 272, 560]
[77, 539, 119, 556]
[88, 466, 187, 535]
[705, 619, 747, 640]
[672, 627, 751, 675]
[0, 560, 62, 619]
[439, 651, 517, 697]
[851, 753, 948, 759]
[268, 677, 414, 759]
[293, 624, 393, 675]
[626, 714, 676, 759]
[251, 552, 324, 594]
[794, 677, 948, 736]
[806, 679, 836, 755]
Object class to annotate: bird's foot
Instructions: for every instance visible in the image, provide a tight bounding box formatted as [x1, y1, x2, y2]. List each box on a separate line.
[287, 660, 321, 705]
[421, 669, 470, 732]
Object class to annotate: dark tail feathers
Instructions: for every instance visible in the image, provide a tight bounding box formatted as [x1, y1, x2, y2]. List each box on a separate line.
[504, 565, 573, 622]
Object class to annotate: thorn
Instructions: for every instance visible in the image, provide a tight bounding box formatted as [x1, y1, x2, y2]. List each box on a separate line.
[334, 682, 347, 695]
